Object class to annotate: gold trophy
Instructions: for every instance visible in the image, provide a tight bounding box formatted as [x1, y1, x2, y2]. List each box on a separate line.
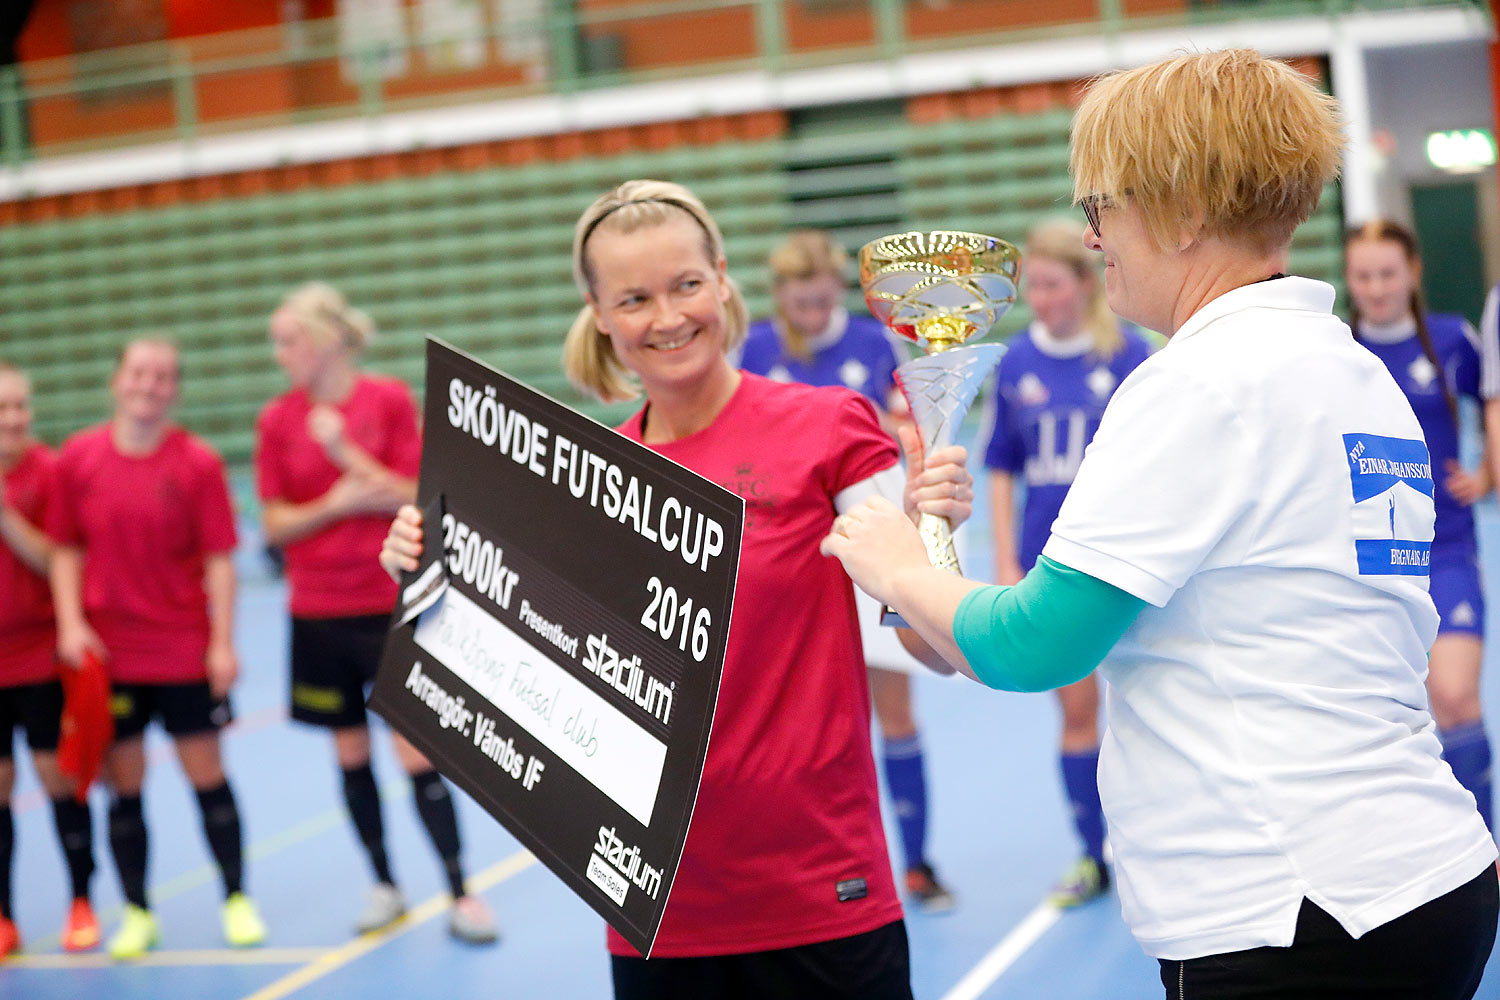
[859, 230, 1020, 626]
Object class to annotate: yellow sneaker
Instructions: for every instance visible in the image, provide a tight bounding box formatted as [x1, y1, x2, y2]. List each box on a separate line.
[107, 905, 159, 961]
[1048, 855, 1110, 909]
[222, 893, 267, 948]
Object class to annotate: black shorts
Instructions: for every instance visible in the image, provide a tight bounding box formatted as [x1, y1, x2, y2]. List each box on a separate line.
[111, 682, 233, 741]
[0, 680, 65, 761]
[288, 615, 388, 729]
[611, 919, 913, 1000]
[1159, 865, 1499, 999]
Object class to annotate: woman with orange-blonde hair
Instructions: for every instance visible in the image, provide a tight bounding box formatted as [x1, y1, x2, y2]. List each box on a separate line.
[827, 50, 1496, 996]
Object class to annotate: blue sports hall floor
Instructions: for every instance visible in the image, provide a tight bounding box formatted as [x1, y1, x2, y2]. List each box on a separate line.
[7, 474, 1500, 1000]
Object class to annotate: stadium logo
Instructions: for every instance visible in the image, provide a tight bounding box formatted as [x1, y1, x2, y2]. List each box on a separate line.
[586, 826, 664, 907]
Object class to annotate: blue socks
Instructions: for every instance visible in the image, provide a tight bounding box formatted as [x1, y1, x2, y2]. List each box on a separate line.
[882, 735, 929, 871]
[1061, 749, 1106, 864]
[1440, 721, 1493, 832]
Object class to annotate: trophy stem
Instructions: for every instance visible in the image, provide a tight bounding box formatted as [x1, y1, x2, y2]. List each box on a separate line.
[878, 343, 1006, 629]
[919, 513, 961, 574]
[880, 513, 962, 628]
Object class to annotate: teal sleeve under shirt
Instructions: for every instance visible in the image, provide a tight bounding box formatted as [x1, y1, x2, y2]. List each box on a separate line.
[953, 555, 1148, 692]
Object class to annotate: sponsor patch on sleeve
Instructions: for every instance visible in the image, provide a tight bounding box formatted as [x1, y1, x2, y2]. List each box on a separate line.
[1343, 433, 1434, 577]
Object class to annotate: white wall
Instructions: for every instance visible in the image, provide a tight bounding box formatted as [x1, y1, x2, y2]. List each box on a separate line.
[1363, 38, 1498, 285]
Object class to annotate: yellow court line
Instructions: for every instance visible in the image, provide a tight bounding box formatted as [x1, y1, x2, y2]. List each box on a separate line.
[239, 849, 536, 1000]
[7, 947, 331, 969]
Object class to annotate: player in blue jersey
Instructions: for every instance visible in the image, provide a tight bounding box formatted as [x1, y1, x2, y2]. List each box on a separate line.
[1345, 220, 1492, 832]
[980, 218, 1153, 906]
[740, 229, 955, 911]
[739, 231, 905, 403]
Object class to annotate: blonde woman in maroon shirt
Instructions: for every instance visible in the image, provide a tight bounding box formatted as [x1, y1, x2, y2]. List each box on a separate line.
[257, 282, 497, 943]
[382, 181, 973, 999]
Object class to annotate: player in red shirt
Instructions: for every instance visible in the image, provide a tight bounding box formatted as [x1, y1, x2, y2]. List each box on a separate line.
[48, 339, 266, 960]
[256, 282, 496, 943]
[0, 363, 99, 956]
[381, 181, 972, 999]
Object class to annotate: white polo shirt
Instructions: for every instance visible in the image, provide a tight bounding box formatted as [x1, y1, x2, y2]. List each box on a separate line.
[1044, 277, 1497, 961]
[1480, 283, 1500, 399]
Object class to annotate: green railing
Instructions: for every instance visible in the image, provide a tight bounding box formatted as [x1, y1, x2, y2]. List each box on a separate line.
[1, 0, 1485, 167]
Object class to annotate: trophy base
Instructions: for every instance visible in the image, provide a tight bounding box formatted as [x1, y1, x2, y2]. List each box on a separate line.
[881, 605, 909, 628]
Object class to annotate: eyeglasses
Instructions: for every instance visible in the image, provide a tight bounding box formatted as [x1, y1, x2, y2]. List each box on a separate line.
[1081, 194, 1104, 239]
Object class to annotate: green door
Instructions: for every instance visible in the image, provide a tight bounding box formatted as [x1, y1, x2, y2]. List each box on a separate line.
[1411, 180, 1486, 326]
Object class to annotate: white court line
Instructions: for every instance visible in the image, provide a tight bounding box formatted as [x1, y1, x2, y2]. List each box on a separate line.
[939, 902, 1061, 1000]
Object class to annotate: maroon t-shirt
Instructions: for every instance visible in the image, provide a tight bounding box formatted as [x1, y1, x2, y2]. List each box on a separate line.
[255, 375, 422, 618]
[48, 424, 237, 684]
[608, 373, 904, 957]
[0, 442, 58, 686]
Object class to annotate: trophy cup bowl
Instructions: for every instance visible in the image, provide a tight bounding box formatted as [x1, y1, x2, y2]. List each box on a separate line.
[859, 230, 1020, 626]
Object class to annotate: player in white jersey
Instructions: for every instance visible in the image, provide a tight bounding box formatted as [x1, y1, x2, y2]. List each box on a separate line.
[824, 50, 1498, 998]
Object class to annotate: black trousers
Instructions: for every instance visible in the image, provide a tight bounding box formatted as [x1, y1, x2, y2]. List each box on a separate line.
[1160, 866, 1499, 999]
[611, 919, 913, 1000]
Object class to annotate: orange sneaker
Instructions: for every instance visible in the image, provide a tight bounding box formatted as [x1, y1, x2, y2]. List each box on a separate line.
[0, 915, 19, 958]
[62, 898, 100, 952]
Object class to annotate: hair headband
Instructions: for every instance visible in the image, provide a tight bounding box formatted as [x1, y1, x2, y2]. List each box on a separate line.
[579, 196, 708, 250]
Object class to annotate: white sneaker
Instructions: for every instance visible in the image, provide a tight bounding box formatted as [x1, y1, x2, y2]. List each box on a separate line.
[448, 894, 499, 945]
[353, 883, 407, 935]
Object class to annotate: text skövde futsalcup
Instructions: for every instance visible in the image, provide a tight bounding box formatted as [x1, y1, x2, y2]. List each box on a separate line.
[447, 377, 727, 574]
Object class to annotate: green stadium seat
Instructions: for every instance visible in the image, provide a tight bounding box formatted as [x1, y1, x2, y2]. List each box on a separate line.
[0, 125, 1343, 465]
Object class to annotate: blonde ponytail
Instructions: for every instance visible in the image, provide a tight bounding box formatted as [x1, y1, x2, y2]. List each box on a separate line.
[563, 304, 639, 404]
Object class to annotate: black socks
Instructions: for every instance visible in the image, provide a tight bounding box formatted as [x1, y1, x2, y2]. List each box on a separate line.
[50, 796, 95, 901]
[342, 763, 395, 885]
[108, 795, 148, 909]
[195, 782, 244, 899]
[411, 770, 466, 899]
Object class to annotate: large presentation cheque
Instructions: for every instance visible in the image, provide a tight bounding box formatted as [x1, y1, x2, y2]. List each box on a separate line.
[370, 338, 743, 956]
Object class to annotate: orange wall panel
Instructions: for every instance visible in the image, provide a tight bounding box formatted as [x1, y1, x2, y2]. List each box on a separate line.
[1121, 0, 1189, 16]
[27, 89, 177, 148]
[580, 1, 759, 69]
[907, 0, 1098, 38]
[194, 67, 298, 125]
[784, 4, 876, 53]
[383, 62, 535, 103]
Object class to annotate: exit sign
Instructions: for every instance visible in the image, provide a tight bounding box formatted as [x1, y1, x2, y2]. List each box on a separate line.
[1426, 129, 1497, 173]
